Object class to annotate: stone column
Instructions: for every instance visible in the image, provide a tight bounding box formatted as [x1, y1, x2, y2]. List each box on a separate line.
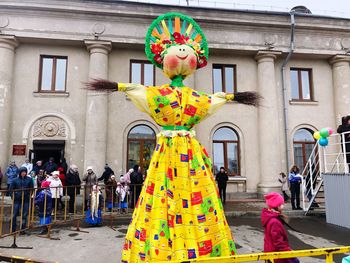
[329, 55, 350, 122]
[0, 35, 18, 180]
[255, 51, 282, 194]
[84, 40, 112, 174]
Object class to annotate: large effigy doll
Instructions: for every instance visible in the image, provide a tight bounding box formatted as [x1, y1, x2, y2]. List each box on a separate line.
[87, 12, 260, 262]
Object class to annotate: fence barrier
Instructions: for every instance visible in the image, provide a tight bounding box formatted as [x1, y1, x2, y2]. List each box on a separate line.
[0, 183, 141, 242]
[0, 253, 56, 263]
[161, 246, 350, 263]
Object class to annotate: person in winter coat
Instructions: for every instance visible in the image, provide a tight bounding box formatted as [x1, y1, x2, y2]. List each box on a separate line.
[85, 184, 104, 226]
[130, 165, 143, 208]
[261, 192, 299, 263]
[36, 169, 46, 188]
[83, 166, 97, 210]
[278, 172, 289, 201]
[98, 164, 115, 185]
[123, 168, 133, 185]
[32, 160, 43, 176]
[288, 165, 302, 210]
[9, 166, 34, 234]
[215, 167, 229, 204]
[65, 164, 81, 213]
[58, 158, 68, 175]
[337, 115, 350, 171]
[105, 175, 118, 211]
[116, 176, 129, 213]
[21, 158, 33, 175]
[35, 180, 53, 234]
[43, 157, 58, 175]
[49, 171, 64, 212]
[6, 160, 18, 196]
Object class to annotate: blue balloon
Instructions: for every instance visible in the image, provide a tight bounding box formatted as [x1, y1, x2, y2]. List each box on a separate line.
[319, 137, 328, 147]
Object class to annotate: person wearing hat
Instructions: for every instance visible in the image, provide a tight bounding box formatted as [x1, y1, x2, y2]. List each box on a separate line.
[35, 180, 53, 234]
[9, 166, 33, 234]
[116, 176, 129, 214]
[65, 164, 81, 214]
[98, 163, 115, 185]
[261, 192, 299, 263]
[49, 171, 64, 212]
[82, 166, 97, 210]
[6, 160, 18, 196]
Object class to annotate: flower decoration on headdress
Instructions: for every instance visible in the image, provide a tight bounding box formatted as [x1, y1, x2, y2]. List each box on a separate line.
[145, 12, 209, 70]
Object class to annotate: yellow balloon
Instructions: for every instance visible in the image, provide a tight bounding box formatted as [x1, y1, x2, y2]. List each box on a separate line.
[313, 131, 321, 140]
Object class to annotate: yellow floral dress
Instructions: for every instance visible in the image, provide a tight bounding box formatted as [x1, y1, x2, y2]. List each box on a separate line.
[119, 83, 236, 262]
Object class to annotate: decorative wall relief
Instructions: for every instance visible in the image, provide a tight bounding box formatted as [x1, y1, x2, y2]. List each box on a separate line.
[32, 117, 67, 138]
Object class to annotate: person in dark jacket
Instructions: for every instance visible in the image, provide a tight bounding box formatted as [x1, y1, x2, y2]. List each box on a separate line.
[32, 160, 43, 175]
[98, 164, 115, 185]
[65, 164, 81, 213]
[337, 115, 350, 171]
[6, 160, 18, 196]
[130, 165, 143, 208]
[35, 180, 53, 234]
[10, 167, 34, 234]
[43, 157, 58, 174]
[288, 165, 302, 210]
[58, 158, 68, 175]
[261, 192, 299, 263]
[215, 167, 229, 204]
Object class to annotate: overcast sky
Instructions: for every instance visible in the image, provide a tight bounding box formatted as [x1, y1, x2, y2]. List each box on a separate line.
[124, 0, 350, 18]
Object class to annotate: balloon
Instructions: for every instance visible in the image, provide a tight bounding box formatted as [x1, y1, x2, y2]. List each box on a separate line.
[327, 127, 333, 136]
[313, 132, 321, 140]
[319, 137, 328, 147]
[319, 128, 329, 138]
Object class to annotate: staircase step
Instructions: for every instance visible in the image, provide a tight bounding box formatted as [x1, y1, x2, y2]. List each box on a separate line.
[227, 192, 259, 200]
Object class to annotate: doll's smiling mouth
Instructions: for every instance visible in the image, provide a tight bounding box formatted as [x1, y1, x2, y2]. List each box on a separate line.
[176, 55, 188, 60]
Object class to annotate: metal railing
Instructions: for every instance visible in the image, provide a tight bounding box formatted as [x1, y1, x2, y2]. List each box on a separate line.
[0, 183, 142, 241]
[301, 130, 350, 212]
[162, 246, 350, 263]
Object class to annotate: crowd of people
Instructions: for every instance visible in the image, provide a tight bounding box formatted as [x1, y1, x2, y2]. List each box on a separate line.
[0, 157, 146, 233]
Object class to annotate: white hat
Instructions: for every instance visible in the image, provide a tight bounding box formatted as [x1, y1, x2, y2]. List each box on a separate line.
[86, 166, 93, 171]
[51, 171, 59, 176]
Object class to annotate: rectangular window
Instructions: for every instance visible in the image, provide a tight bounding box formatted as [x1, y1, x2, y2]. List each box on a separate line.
[130, 60, 155, 86]
[212, 64, 237, 93]
[39, 55, 67, 92]
[290, 68, 313, 100]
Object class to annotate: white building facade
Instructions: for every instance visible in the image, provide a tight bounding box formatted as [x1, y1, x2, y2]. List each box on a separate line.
[0, 0, 350, 195]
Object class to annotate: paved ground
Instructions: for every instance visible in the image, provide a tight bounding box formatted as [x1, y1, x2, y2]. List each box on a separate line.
[0, 213, 349, 262]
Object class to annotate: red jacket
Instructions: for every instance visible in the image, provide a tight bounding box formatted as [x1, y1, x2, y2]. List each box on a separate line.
[261, 208, 295, 263]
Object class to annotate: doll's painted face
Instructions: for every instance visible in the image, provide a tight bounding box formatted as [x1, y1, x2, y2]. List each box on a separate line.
[163, 44, 197, 79]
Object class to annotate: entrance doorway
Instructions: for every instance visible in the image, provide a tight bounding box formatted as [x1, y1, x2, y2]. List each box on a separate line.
[32, 140, 65, 165]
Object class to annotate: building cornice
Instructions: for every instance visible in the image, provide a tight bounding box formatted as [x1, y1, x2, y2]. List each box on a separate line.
[1, 1, 350, 57]
[1, 1, 350, 32]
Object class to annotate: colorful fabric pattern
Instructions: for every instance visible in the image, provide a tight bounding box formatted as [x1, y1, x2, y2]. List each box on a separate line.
[121, 84, 236, 262]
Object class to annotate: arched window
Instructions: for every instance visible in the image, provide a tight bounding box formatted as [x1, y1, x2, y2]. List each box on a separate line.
[212, 127, 240, 176]
[293, 128, 316, 172]
[127, 125, 156, 172]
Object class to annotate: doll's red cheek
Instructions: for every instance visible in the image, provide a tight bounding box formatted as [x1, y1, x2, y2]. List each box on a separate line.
[165, 56, 179, 70]
[189, 56, 197, 69]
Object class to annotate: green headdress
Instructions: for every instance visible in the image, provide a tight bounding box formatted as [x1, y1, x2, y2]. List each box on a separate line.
[145, 12, 209, 69]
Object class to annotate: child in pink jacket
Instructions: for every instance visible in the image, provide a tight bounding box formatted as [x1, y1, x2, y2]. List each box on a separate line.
[261, 192, 299, 263]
